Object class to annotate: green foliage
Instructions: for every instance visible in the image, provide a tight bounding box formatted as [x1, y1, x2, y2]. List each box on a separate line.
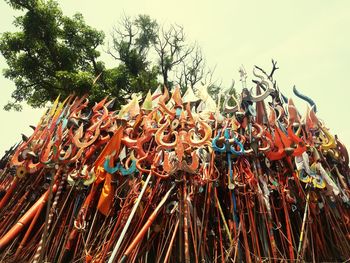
[134, 15, 158, 55]
[1, 0, 104, 110]
[1, 1, 221, 111]
[208, 84, 221, 99]
[107, 14, 160, 101]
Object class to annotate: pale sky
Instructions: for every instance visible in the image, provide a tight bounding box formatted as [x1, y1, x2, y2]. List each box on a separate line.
[0, 1, 349, 155]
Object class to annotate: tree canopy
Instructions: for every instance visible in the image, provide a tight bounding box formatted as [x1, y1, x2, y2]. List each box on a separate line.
[1, 0, 218, 111]
[1, 0, 105, 110]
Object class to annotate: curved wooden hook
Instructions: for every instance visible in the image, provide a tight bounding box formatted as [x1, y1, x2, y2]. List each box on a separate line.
[188, 120, 212, 147]
[293, 85, 317, 113]
[155, 119, 177, 150]
[319, 125, 336, 151]
[250, 81, 274, 102]
[73, 123, 101, 148]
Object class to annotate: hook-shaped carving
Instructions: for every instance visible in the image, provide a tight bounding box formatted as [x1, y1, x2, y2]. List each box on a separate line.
[25, 159, 42, 174]
[223, 94, 239, 113]
[11, 143, 27, 167]
[40, 137, 54, 165]
[319, 125, 336, 151]
[121, 128, 138, 148]
[265, 128, 292, 161]
[287, 126, 306, 156]
[59, 145, 73, 161]
[293, 86, 317, 113]
[212, 129, 225, 152]
[227, 132, 245, 156]
[155, 119, 178, 150]
[287, 98, 300, 127]
[188, 120, 212, 147]
[182, 150, 200, 173]
[70, 95, 89, 114]
[84, 134, 111, 162]
[249, 81, 274, 102]
[310, 163, 326, 189]
[158, 93, 176, 118]
[104, 155, 137, 176]
[73, 123, 101, 148]
[92, 97, 108, 113]
[253, 66, 265, 83]
[246, 124, 272, 153]
[259, 135, 272, 153]
[212, 129, 244, 156]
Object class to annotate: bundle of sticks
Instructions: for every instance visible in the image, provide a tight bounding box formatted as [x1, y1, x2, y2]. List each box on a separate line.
[0, 65, 349, 263]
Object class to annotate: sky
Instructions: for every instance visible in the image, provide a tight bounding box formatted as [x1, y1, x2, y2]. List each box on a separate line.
[0, 0, 349, 155]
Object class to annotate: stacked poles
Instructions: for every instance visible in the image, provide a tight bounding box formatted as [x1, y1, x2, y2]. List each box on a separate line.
[0, 66, 350, 262]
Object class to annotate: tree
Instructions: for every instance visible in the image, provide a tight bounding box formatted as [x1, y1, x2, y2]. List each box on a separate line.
[109, 16, 212, 93]
[0, 0, 105, 110]
[107, 14, 159, 101]
[154, 24, 194, 89]
[1, 2, 218, 111]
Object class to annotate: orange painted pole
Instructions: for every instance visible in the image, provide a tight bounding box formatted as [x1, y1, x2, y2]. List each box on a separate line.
[0, 184, 57, 250]
[0, 177, 19, 210]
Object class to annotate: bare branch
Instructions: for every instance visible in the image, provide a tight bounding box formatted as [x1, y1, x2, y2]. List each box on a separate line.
[153, 23, 199, 87]
[108, 14, 138, 62]
[202, 64, 217, 87]
[269, 59, 279, 79]
[181, 46, 205, 88]
[254, 59, 279, 82]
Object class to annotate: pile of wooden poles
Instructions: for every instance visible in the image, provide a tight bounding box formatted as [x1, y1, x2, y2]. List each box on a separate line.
[0, 66, 349, 262]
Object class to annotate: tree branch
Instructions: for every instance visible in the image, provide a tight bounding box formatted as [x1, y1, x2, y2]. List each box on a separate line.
[269, 59, 279, 79]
